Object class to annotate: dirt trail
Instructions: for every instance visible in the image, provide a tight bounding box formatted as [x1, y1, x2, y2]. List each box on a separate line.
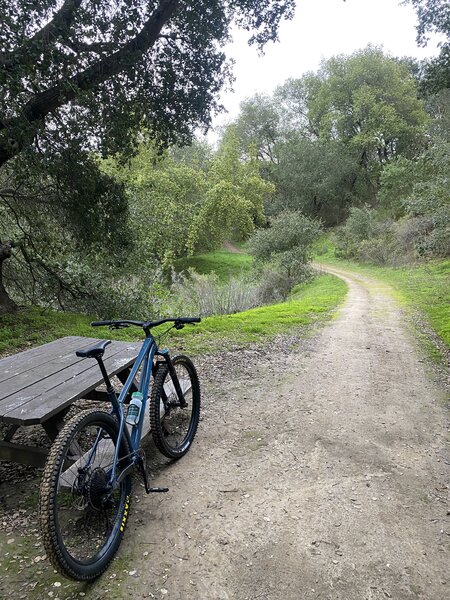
[117, 265, 449, 600]
[1, 266, 449, 600]
[222, 241, 243, 254]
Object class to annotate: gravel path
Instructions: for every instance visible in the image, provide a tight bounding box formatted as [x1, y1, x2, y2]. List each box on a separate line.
[115, 265, 449, 600]
[1, 266, 449, 599]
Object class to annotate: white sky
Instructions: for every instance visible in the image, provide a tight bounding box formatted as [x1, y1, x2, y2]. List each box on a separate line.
[209, 0, 443, 136]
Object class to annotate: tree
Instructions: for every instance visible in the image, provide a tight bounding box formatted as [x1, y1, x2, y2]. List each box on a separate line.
[0, 148, 128, 313]
[309, 47, 428, 172]
[0, 0, 296, 167]
[248, 211, 321, 280]
[230, 48, 428, 226]
[0, 0, 296, 313]
[234, 94, 280, 163]
[187, 126, 273, 253]
[268, 135, 366, 225]
[405, 0, 450, 92]
[104, 142, 206, 270]
[273, 75, 321, 139]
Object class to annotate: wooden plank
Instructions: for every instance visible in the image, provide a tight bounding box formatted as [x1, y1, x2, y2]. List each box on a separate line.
[0, 343, 131, 419]
[2, 342, 140, 425]
[0, 336, 91, 384]
[0, 440, 48, 468]
[0, 337, 100, 401]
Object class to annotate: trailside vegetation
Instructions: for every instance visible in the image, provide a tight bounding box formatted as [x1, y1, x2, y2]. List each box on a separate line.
[230, 45, 448, 266]
[0, 272, 347, 356]
[0, 0, 295, 314]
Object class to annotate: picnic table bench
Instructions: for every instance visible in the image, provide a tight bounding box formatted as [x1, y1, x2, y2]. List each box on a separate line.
[0, 336, 141, 468]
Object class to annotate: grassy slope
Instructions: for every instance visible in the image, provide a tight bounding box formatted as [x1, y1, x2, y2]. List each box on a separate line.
[0, 275, 347, 356]
[1, 249, 347, 356]
[170, 274, 347, 354]
[174, 249, 252, 280]
[316, 241, 450, 348]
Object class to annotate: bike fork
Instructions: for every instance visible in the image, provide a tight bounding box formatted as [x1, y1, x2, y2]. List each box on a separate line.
[158, 350, 187, 408]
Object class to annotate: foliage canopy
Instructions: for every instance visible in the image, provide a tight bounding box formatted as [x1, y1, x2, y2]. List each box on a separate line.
[0, 0, 295, 313]
[0, 0, 295, 167]
[405, 0, 450, 91]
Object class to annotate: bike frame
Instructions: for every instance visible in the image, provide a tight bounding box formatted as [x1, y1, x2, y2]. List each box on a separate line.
[83, 319, 193, 490]
[91, 332, 163, 488]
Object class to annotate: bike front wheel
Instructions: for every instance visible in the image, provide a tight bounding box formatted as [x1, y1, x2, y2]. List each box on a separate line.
[150, 355, 201, 459]
[39, 409, 132, 581]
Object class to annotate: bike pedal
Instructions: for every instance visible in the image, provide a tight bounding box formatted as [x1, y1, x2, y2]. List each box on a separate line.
[148, 487, 169, 493]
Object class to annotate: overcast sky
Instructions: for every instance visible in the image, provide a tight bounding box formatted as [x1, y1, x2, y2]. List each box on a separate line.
[209, 0, 443, 136]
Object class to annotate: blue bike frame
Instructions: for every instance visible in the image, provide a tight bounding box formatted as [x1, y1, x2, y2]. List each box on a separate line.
[105, 334, 163, 486]
[82, 316, 200, 489]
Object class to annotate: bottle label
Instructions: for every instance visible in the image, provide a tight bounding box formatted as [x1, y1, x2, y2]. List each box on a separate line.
[126, 402, 141, 426]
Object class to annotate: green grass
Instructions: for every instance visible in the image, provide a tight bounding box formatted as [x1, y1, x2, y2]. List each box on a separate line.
[0, 306, 145, 356]
[0, 274, 347, 357]
[174, 249, 252, 280]
[153, 273, 347, 354]
[315, 239, 450, 348]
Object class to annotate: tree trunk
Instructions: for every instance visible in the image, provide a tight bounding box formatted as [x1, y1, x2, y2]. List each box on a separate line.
[0, 241, 17, 314]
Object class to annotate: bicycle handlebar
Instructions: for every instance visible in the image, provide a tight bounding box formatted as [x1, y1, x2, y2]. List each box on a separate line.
[91, 317, 201, 329]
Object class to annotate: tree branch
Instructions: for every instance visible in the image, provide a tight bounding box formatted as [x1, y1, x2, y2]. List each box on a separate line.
[0, 0, 83, 71]
[61, 39, 116, 56]
[0, 0, 181, 167]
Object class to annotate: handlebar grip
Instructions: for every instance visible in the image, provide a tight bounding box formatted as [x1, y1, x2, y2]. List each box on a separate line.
[177, 317, 201, 324]
[91, 320, 113, 327]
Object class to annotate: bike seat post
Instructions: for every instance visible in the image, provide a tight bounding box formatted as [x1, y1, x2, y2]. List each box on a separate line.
[96, 357, 114, 395]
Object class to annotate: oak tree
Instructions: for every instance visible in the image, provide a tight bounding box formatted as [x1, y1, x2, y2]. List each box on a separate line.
[0, 0, 295, 312]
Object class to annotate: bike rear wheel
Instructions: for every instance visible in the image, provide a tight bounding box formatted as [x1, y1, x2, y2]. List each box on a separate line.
[150, 355, 201, 459]
[39, 409, 132, 581]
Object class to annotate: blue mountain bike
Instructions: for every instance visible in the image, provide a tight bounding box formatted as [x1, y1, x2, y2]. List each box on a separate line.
[39, 318, 201, 581]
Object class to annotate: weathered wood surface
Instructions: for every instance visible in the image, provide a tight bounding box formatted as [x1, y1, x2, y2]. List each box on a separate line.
[0, 336, 140, 425]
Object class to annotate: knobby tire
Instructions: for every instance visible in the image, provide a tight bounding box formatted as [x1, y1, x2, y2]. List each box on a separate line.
[150, 355, 201, 459]
[39, 409, 132, 581]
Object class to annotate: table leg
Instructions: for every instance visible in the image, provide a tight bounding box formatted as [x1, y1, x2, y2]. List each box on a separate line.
[4, 424, 20, 442]
[42, 407, 70, 441]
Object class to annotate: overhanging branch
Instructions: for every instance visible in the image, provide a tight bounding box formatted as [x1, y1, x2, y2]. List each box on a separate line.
[0, 0, 83, 72]
[0, 0, 181, 167]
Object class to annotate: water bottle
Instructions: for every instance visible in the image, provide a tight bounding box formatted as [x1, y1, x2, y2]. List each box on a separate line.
[126, 391, 143, 426]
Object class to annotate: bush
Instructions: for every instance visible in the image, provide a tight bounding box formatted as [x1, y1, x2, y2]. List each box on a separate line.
[256, 267, 298, 305]
[379, 141, 450, 260]
[357, 235, 399, 265]
[248, 211, 321, 280]
[334, 206, 379, 258]
[170, 270, 262, 317]
[169, 264, 314, 317]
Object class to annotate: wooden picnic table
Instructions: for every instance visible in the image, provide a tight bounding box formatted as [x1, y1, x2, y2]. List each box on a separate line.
[0, 336, 141, 467]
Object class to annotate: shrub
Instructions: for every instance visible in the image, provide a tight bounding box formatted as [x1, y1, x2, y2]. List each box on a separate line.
[256, 267, 297, 305]
[357, 235, 399, 265]
[334, 206, 379, 258]
[170, 270, 262, 317]
[248, 211, 321, 280]
[169, 264, 313, 317]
